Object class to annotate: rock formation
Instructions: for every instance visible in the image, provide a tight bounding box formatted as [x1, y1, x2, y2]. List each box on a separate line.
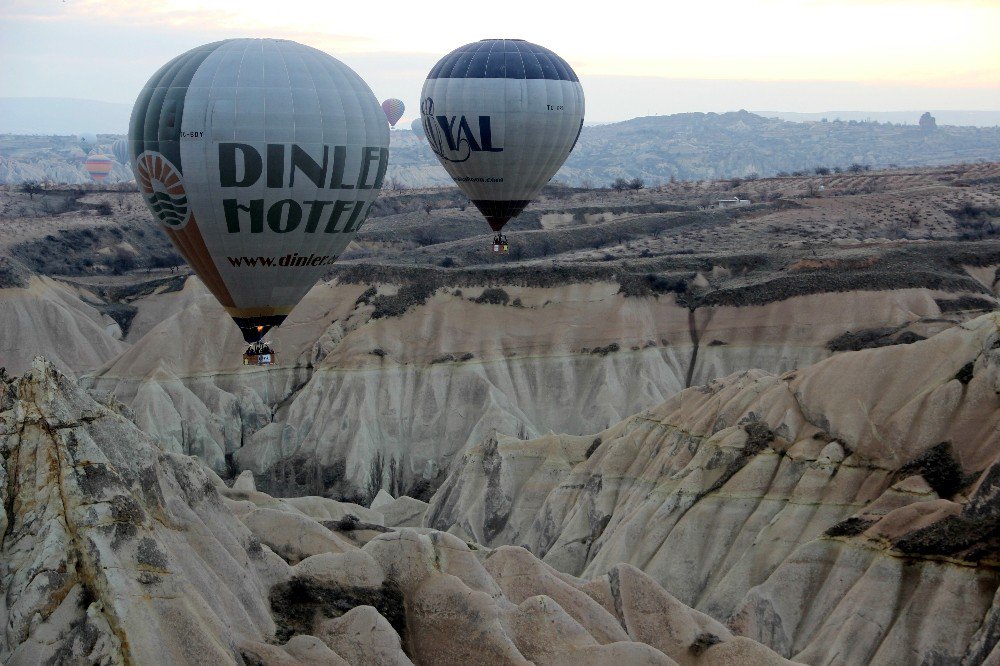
[5, 164, 997, 503]
[428, 312, 1000, 663]
[0, 276, 127, 377]
[83, 274, 988, 500]
[1, 357, 796, 664]
[0, 357, 285, 664]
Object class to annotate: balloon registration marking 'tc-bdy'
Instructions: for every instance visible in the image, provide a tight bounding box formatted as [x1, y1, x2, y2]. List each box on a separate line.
[129, 38, 389, 344]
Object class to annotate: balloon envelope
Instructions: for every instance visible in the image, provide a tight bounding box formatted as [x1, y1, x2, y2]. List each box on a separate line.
[130, 39, 389, 343]
[381, 98, 405, 127]
[78, 133, 98, 151]
[410, 117, 425, 140]
[84, 154, 114, 182]
[112, 138, 130, 166]
[421, 39, 584, 232]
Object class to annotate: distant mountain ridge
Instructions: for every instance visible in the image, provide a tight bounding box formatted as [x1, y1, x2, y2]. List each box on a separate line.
[761, 109, 1000, 127]
[554, 110, 1000, 185]
[3, 97, 997, 134]
[2, 108, 999, 187]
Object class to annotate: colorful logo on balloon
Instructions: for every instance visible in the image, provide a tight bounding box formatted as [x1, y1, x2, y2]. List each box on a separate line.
[421, 97, 502, 163]
[135, 151, 191, 230]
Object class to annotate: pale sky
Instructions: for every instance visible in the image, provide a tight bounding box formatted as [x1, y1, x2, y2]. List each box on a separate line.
[1, 0, 998, 122]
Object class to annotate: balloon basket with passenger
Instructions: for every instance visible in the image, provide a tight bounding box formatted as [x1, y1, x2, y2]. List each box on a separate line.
[242, 326, 276, 366]
[492, 234, 510, 254]
[243, 344, 276, 366]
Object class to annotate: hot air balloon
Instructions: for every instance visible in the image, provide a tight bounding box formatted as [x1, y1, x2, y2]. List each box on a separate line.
[130, 39, 389, 357]
[112, 138, 130, 166]
[381, 98, 405, 127]
[84, 154, 114, 182]
[410, 117, 425, 141]
[421, 39, 584, 252]
[78, 133, 98, 151]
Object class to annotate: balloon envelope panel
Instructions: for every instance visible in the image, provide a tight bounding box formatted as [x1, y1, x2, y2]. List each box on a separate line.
[421, 39, 584, 231]
[130, 39, 389, 341]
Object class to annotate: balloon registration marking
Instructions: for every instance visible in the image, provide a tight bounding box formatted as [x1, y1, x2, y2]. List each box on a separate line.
[135, 151, 190, 230]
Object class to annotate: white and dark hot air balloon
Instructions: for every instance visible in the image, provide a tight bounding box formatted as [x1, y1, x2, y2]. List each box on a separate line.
[421, 39, 584, 252]
[78, 133, 99, 152]
[410, 117, 425, 141]
[130, 39, 389, 357]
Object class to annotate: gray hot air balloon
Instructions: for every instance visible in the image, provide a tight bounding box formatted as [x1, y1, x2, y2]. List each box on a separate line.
[78, 133, 98, 151]
[130, 39, 389, 353]
[421, 39, 584, 251]
[112, 138, 129, 166]
[410, 117, 425, 141]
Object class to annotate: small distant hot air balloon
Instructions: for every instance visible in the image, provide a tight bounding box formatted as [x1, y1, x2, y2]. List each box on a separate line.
[78, 133, 99, 151]
[422, 39, 584, 252]
[84, 154, 114, 182]
[381, 98, 405, 127]
[410, 117, 425, 141]
[112, 138, 130, 166]
[131, 39, 389, 353]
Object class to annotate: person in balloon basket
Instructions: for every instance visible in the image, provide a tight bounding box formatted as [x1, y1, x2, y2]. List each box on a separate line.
[493, 234, 509, 253]
[243, 340, 275, 366]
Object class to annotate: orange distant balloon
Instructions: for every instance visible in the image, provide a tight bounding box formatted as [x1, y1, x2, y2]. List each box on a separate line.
[84, 154, 114, 183]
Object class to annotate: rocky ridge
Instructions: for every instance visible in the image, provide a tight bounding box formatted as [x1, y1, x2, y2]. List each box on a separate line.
[3, 166, 997, 503]
[0, 357, 796, 664]
[427, 312, 1000, 663]
[80, 274, 990, 501]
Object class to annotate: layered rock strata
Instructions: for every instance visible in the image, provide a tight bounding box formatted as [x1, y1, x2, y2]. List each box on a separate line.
[1, 358, 796, 665]
[428, 313, 1000, 663]
[84, 277, 982, 499]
